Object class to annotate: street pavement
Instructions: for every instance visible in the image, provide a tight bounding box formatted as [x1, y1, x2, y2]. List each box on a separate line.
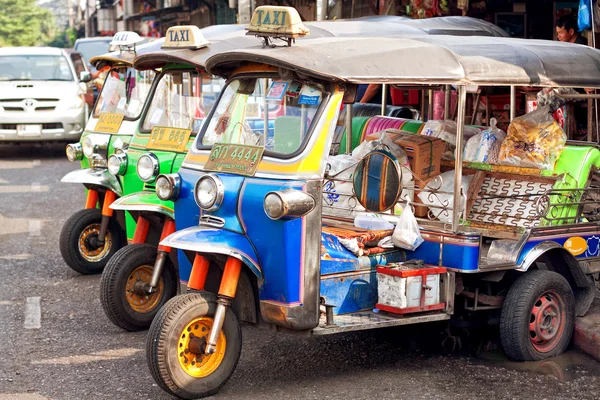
[1, 143, 600, 400]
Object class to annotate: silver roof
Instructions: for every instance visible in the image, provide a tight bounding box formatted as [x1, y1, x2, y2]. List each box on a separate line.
[205, 35, 600, 88]
[133, 16, 508, 71]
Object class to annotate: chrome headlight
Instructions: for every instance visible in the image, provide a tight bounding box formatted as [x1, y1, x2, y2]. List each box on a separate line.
[82, 136, 94, 158]
[66, 143, 83, 162]
[156, 174, 181, 201]
[137, 153, 159, 182]
[194, 174, 224, 212]
[264, 189, 315, 220]
[108, 153, 127, 176]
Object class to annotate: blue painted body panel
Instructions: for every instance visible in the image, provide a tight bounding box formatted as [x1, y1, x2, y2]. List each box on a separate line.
[405, 238, 479, 271]
[174, 168, 202, 281]
[518, 232, 600, 264]
[239, 178, 305, 305]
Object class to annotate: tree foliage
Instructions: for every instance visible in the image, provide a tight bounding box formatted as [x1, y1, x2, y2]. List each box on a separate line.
[0, 0, 57, 47]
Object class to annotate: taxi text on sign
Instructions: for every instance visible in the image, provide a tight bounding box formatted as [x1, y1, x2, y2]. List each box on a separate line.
[162, 25, 209, 50]
[95, 113, 125, 134]
[247, 6, 309, 37]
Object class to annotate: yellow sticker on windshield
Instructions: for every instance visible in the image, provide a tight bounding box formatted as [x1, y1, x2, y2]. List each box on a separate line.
[95, 113, 125, 134]
[147, 126, 192, 153]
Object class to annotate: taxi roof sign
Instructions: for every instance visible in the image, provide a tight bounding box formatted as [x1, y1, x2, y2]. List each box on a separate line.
[247, 6, 309, 43]
[110, 31, 144, 48]
[162, 25, 210, 50]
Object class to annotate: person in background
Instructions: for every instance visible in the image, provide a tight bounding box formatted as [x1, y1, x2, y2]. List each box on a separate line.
[556, 15, 588, 45]
[359, 84, 392, 104]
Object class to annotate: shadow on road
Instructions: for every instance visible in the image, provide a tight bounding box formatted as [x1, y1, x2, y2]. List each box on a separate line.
[0, 143, 67, 159]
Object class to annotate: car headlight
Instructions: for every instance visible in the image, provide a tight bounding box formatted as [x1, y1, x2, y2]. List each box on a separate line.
[107, 153, 127, 176]
[70, 94, 85, 110]
[137, 153, 159, 182]
[66, 143, 83, 162]
[82, 136, 94, 158]
[194, 174, 224, 212]
[156, 174, 181, 201]
[263, 189, 316, 220]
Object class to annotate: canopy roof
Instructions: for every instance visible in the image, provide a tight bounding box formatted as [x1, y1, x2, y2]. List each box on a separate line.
[89, 38, 164, 69]
[205, 35, 600, 88]
[133, 16, 508, 71]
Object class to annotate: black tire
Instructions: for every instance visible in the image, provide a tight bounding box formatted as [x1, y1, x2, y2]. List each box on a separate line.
[100, 243, 177, 332]
[146, 292, 242, 399]
[59, 208, 124, 275]
[500, 270, 575, 361]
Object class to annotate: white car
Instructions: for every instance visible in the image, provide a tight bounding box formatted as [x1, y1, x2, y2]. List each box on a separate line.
[0, 47, 91, 142]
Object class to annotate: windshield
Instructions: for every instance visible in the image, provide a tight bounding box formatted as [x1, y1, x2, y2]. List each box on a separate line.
[0, 55, 73, 81]
[199, 77, 324, 155]
[142, 71, 224, 133]
[94, 67, 155, 119]
[75, 40, 111, 64]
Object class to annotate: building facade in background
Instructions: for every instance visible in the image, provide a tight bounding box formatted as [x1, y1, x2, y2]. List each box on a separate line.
[80, 0, 594, 44]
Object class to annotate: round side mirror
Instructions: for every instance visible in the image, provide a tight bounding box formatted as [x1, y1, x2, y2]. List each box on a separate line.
[353, 150, 403, 213]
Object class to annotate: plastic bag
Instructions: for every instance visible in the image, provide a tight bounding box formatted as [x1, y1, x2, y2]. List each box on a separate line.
[392, 202, 424, 251]
[417, 170, 473, 223]
[579, 0, 592, 32]
[422, 120, 481, 159]
[463, 118, 506, 163]
[326, 154, 357, 179]
[498, 106, 567, 170]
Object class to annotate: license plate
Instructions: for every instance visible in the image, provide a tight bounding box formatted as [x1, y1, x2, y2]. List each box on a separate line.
[95, 113, 124, 134]
[17, 124, 42, 137]
[147, 126, 192, 153]
[204, 143, 264, 177]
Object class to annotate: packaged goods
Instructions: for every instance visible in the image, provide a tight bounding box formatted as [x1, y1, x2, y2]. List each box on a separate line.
[391, 203, 424, 251]
[463, 118, 506, 163]
[498, 107, 566, 170]
[417, 170, 473, 223]
[421, 120, 480, 159]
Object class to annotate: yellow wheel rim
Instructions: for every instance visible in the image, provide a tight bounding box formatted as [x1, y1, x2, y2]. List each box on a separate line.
[177, 317, 226, 378]
[125, 265, 163, 313]
[78, 223, 112, 262]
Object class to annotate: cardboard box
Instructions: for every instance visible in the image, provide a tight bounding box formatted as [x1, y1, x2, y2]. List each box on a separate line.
[385, 130, 444, 181]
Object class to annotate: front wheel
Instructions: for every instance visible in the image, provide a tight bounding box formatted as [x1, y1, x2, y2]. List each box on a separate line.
[146, 292, 242, 399]
[59, 208, 123, 275]
[100, 243, 177, 331]
[500, 270, 575, 361]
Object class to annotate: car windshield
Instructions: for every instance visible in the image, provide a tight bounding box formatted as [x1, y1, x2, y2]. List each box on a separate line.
[142, 71, 224, 133]
[94, 67, 155, 119]
[199, 77, 323, 155]
[0, 55, 73, 81]
[75, 40, 111, 64]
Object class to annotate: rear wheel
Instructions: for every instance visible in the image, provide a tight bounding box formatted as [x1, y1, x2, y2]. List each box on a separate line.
[146, 292, 242, 399]
[59, 208, 123, 275]
[500, 270, 575, 361]
[100, 243, 177, 331]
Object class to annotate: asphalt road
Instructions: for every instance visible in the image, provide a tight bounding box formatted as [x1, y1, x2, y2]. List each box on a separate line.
[1, 143, 600, 400]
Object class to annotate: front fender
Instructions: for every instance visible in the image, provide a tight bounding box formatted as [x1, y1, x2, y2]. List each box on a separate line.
[110, 191, 174, 219]
[161, 226, 263, 281]
[61, 168, 122, 196]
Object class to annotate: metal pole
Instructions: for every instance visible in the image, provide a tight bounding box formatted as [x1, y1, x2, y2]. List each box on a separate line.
[452, 86, 467, 233]
[345, 104, 353, 154]
[592, 6, 599, 142]
[428, 89, 434, 121]
[510, 85, 516, 121]
[381, 84, 387, 116]
[444, 85, 451, 120]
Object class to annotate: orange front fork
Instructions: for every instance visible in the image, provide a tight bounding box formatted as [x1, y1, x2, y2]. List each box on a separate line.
[148, 219, 178, 292]
[98, 190, 117, 243]
[132, 216, 150, 244]
[85, 189, 98, 209]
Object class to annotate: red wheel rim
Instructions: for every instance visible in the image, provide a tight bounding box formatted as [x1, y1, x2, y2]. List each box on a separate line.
[529, 290, 566, 353]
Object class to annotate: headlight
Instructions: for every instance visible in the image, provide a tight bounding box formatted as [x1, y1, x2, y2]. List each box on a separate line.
[156, 174, 181, 201]
[194, 174, 224, 212]
[108, 153, 127, 176]
[66, 143, 83, 162]
[70, 94, 85, 110]
[263, 189, 315, 220]
[82, 136, 94, 158]
[137, 153, 159, 182]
